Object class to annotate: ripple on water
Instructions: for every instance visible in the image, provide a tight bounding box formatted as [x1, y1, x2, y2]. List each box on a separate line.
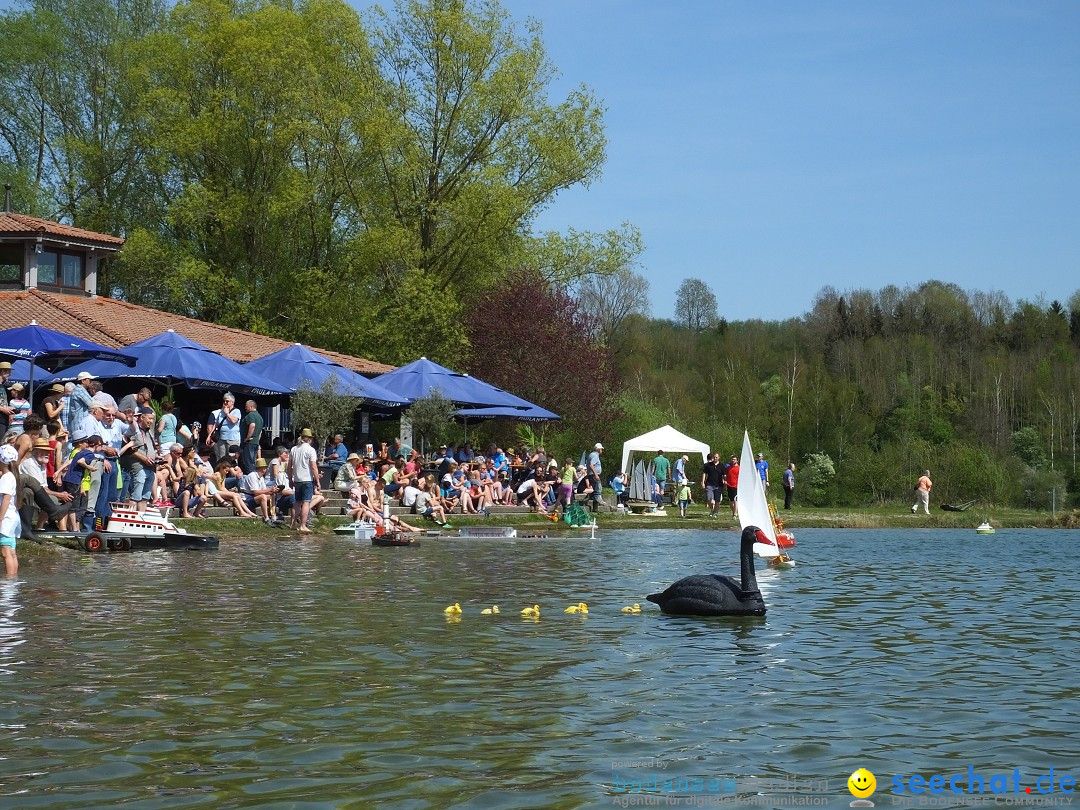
[1, 528, 1077, 807]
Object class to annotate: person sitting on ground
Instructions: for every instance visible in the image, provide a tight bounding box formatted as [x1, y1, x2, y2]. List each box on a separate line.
[574, 466, 593, 502]
[516, 475, 551, 513]
[240, 458, 276, 523]
[270, 453, 296, 524]
[610, 471, 629, 509]
[176, 466, 206, 518]
[438, 469, 461, 514]
[401, 477, 422, 512]
[207, 461, 259, 518]
[153, 443, 186, 506]
[414, 477, 449, 526]
[334, 453, 362, 493]
[323, 433, 348, 471]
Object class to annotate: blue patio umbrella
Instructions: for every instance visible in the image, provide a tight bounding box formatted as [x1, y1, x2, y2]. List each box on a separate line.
[454, 404, 560, 423]
[373, 357, 542, 409]
[50, 330, 289, 397]
[0, 320, 136, 398]
[244, 344, 409, 408]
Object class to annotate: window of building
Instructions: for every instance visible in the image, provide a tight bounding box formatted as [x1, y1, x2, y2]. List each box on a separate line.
[37, 251, 57, 285]
[0, 243, 20, 283]
[37, 249, 84, 289]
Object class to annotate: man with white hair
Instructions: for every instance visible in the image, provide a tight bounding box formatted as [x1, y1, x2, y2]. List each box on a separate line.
[586, 442, 604, 513]
[206, 392, 241, 465]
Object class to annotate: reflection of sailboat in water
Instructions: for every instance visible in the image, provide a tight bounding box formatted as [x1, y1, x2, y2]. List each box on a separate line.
[0, 579, 25, 675]
[628, 459, 665, 515]
[738, 431, 795, 567]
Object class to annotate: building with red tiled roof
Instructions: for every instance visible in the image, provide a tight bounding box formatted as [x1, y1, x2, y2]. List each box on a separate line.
[0, 187, 392, 374]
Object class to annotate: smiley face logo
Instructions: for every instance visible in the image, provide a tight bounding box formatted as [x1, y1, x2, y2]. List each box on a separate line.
[848, 768, 876, 798]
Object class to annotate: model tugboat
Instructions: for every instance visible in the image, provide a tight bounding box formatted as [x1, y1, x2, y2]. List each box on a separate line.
[77, 503, 219, 552]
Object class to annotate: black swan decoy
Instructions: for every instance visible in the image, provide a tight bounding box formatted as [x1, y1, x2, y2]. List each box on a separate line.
[646, 526, 768, 617]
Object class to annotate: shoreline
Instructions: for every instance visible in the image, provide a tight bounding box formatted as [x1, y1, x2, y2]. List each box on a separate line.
[15, 504, 1077, 560]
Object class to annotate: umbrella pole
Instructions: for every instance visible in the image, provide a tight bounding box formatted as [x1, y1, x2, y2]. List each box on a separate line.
[28, 361, 36, 402]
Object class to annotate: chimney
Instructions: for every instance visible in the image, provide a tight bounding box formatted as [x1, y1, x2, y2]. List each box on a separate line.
[2, 184, 10, 214]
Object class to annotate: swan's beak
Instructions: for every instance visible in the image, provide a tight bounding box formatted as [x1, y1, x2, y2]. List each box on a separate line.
[754, 528, 770, 545]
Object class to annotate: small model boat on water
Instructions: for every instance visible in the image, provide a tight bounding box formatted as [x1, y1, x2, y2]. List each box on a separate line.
[37, 503, 220, 552]
[738, 431, 795, 567]
[976, 522, 996, 535]
[371, 531, 420, 547]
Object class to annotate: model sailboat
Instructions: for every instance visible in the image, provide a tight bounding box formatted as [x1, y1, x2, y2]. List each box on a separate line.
[738, 431, 795, 566]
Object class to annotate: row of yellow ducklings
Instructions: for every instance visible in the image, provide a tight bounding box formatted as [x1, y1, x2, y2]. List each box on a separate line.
[443, 602, 641, 617]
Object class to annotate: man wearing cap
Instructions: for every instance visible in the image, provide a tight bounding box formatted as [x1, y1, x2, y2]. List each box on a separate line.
[68, 372, 96, 445]
[14, 415, 73, 538]
[288, 429, 320, 534]
[0, 361, 14, 435]
[206, 393, 241, 465]
[119, 407, 158, 511]
[586, 442, 604, 513]
[240, 457, 276, 523]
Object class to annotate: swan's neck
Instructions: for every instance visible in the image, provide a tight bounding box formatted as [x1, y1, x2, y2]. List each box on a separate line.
[740, 544, 760, 595]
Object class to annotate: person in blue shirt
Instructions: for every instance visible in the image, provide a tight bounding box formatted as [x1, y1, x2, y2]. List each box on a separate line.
[755, 452, 769, 488]
[323, 434, 348, 470]
[57, 433, 100, 530]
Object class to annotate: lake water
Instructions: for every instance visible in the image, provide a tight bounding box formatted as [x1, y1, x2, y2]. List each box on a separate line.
[1, 528, 1077, 809]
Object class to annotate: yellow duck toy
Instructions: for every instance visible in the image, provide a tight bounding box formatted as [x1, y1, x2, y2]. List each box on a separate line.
[480, 605, 500, 615]
[621, 603, 642, 614]
[520, 604, 541, 618]
[444, 603, 462, 616]
[564, 602, 589, 614]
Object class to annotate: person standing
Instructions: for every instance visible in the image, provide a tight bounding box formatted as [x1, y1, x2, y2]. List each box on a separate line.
[239, 400, 263, 475]
[586, 442, 604, 513]
[206, 393, 241, 465]
[0, 361, 14, 436]
[912, 470, 933, 515]
[288, 428, 320, 534]
[724, 454, 740, 518]
[755, 452, 769, 488]
[0, 443, 21, 577]
[68, 372, 97, 441]
[650, 450, 670, 506]
[701, 452, 723, 517]
[782, 463, 796, 510]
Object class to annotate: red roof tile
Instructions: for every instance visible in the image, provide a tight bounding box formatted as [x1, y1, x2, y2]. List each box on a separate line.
[0, 212, 125, 246]
[0, 289, 394, 375]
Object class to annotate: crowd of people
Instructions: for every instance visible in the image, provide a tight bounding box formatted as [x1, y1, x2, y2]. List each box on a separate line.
[0, 361, 621, 564]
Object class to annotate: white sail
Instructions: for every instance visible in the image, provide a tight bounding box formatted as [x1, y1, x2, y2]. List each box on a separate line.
[738, 431, 780, 558]
[628, 459, 649, 502]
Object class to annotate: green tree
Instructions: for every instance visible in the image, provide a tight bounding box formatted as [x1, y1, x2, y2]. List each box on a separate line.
[367, 0, 607, 296]
[673, 278, 718, 331]
[291, 378, 361, 445]
[404, 392, 456, 455]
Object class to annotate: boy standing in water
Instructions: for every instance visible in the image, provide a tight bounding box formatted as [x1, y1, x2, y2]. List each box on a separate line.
[0, 444, 20, 577]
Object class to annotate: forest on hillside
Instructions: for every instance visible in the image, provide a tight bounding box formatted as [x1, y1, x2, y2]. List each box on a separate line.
[2, 0, 1077, 508]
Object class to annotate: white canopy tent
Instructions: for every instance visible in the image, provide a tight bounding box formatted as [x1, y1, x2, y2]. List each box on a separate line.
[619, 425, 711, 477]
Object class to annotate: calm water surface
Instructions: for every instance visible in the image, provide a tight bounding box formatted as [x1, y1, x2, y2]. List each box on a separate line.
[1, 528, 1077, 809]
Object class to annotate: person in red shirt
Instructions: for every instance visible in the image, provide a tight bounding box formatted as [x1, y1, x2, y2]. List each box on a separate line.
[724, 455, 740, 517]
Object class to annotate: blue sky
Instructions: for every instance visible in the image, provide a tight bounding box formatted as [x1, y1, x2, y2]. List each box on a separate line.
[500, 0, 1080, 321]
[2, 0, 1076, 321]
